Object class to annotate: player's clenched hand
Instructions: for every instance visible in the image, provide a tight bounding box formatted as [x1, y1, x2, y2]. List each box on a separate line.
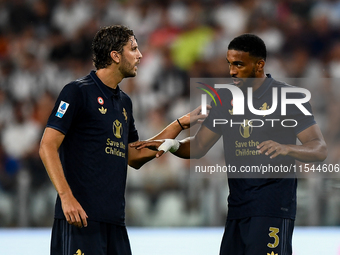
[130, 140, 165, 158]
[60, 193, 88, 228]
[257, 140, 290, 159]
[178, 105, 212, 129]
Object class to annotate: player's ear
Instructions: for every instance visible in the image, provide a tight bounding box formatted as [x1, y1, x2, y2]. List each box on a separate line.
[256, 59, 265, 72]
[110, 51, 120, 64]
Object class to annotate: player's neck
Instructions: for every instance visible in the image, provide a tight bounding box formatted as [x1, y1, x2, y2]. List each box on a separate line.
[252, 72, 266, 91]
[95, 68, 123, 89]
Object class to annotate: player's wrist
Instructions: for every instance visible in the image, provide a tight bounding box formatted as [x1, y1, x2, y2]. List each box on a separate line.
[285, 144, 294, 157]
[177, 116, 189, 130]
[59, 189, 74, 200]
[177, 119, 185, 130]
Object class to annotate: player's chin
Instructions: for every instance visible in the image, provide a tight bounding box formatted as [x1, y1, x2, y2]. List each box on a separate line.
[130, 68, 138, 76]
[235, 81, 244, 88]
[125, 71, 137, 78]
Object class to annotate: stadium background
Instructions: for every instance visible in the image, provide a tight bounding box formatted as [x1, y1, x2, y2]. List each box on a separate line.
[0, 0, 340, 254]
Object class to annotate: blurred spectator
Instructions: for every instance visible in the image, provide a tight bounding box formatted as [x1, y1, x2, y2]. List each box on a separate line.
[328, 41, 340, 78]
[171, 23, 214, 70]
[8, 52, 46, 101]
[93, 0, 125, 26]
[248, 14, 284, 54]
[308, 15, 338, 59]
[0, 29, 9, 59]
[148, 7, 181, 48]
[280, 14, 310, 54]
[311, 0, 340, 28]
[167, 0, 190, 28]
[123, 0, 162, 44]
[285, 0, 314, 20]
[1, 101, 41, 160]
[0, 88, 13, 129]
[31, 0, 53, 38]
[7, 0, 34, 34]
[283, 47, 322, 78]
[0, 142, 19, 226]
[51, 0, 92, 38]
[213, 0, 251, 37]
[152, 47, 189, 105]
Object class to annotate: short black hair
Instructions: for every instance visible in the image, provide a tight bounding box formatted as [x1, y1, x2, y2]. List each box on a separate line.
[92, 25, 135, 69]
[228, 34, 267, 61]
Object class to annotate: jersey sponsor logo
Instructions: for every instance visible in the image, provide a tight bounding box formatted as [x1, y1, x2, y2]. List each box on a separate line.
[239, 119, 253, 138]
[98, 106, 107, 114]
[74, 249, 84, 255]
[105, 138, 126, 158]
[260, 102, 270, 117]
[113, 119, 123, 139]
[122, 108, 128, 122]
[97, 97, 104, 105]
[55, 101, 69, 118]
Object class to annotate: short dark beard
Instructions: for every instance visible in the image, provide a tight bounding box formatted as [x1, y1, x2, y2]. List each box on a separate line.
[119, 54, 136, 78]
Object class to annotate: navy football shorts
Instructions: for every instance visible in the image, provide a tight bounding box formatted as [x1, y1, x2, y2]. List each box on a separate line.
[220, 217, 294, 255]
[51, 219, 132, 255]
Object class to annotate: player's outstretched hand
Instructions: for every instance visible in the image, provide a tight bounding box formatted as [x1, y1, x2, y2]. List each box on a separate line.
[257, 140, 289, 159]
[60, 193, 88, 228]
[130, 140, 166, 158]
[177, 105, 212, 129]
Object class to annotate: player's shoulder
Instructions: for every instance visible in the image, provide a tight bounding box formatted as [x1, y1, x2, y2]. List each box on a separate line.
[271, 78, 305, 91]
[74, 74, 95, 88]
[271, 78, 294, 88]
[61, 74, 94, 93]
[271, 78, 311, 101]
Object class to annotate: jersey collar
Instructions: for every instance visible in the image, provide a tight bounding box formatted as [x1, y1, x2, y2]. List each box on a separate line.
[90, 70, 121, 99]
[252, 74, 273, 99]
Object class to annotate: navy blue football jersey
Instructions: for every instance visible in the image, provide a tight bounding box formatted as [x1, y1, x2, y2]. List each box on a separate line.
[203, 75, 316, 219]
[47, 71, 139, 225]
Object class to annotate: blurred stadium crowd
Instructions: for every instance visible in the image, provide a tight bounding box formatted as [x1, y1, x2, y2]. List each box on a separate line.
[1, 0, 340, 227]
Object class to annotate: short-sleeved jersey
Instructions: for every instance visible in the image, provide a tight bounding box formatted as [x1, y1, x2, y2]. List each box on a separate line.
[47, 71, 139, 225]
[203, 75, 316, 220]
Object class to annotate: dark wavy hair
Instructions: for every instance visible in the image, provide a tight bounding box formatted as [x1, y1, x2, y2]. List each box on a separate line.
[92, 25, 135, 69]
[228, 34, 267, 61]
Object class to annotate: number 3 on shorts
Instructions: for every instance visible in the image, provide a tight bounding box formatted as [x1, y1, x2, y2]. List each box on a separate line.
[267, 227, 279, 248]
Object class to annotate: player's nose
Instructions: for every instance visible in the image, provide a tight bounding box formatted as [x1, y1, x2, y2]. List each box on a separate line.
[137, 49, 142, 59]
[229, 65, 237, 76]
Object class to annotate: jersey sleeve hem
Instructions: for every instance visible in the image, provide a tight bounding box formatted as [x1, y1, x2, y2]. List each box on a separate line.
[128, 132, 139, 144]
[46, 124, 67, 135]
[295, 120, 316, 135]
